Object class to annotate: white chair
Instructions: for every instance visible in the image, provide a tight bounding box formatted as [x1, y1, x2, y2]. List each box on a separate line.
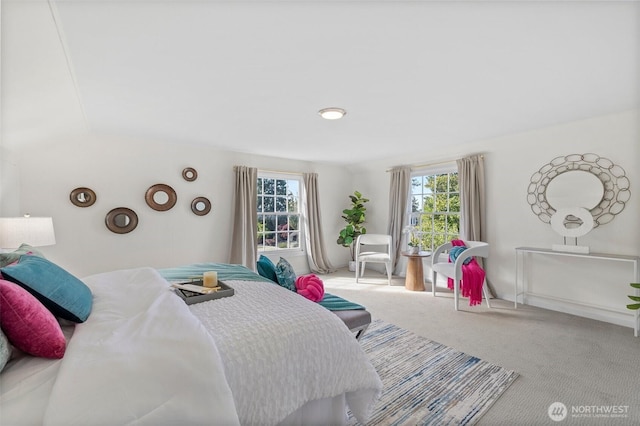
[431, 241, 491, 310]
[355, 234, 393, 285]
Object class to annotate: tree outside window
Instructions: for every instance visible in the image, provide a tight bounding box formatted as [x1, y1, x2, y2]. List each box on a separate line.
[257, 176, 301, 251]
[410, 171, 459, 251]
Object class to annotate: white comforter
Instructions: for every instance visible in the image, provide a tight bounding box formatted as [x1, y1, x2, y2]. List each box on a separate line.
[0, 267, 381, 426]
[44, 267, 241, 426]
[188, 279, 382, 425]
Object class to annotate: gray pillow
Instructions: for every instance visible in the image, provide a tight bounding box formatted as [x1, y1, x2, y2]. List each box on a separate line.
[0, 244, 45, 268]
[0, 328, 11, 372]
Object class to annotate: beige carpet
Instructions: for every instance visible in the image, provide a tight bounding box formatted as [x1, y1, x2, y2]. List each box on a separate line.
[318, 268, 639, 425]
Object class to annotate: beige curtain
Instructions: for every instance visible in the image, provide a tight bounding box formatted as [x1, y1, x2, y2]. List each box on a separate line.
[302, 173, 335, 274]
[387, 166, 411, 274]
[457, 154, 495, 296]
[229, 166, 257, 270]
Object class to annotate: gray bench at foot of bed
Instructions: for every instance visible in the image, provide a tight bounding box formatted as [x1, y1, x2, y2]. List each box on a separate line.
[332, 310, 371, 340]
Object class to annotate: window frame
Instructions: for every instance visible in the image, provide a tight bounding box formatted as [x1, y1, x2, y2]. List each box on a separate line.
[256, 172, 304, 255]
[408, 164, 460, 252]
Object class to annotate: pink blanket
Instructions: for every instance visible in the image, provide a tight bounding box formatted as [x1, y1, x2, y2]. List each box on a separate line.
[447, 240, 485, 306]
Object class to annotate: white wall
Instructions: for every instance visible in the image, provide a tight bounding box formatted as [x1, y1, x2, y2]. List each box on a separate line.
[8, 133, 355, 277]
[353, 109, 639, 328]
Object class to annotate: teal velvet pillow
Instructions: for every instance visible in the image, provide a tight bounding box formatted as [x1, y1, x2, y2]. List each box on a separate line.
[275, 257, 297, 292]
[0, 255, 93, 323]
[0, 243, 45, 268]
[257, 255, 278, 283]
[449, 246, 472, 265]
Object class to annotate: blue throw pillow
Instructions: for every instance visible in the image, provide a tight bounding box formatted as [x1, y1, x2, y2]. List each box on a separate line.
[256, 255, 278, 283]
[449, 246, 472, 265]
[0, 255, 93, 323]
[275, 257, 297, 292]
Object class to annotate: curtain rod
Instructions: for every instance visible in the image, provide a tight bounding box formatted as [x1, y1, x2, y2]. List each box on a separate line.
[386, 155, 484, 172]
[258, 168, 303, 176]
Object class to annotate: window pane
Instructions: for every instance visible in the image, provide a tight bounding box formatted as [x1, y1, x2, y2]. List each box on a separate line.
[257, 197, 263, 213]
[264, 216, 276, 232]
[435, 175, 448, 192]
[264, 196, 274, 212]
[276, 179, 287, 195]
[435, 193, 447, 212]
[263, 179, 275, 195]
[449, 174, 459, 192]
[257, 178, 263, 195]
[423, 195, 434, 212]
[424, 176, 435, 193]
[449, 194, 460, 212]
[411, 177, 423, 194]
[274, 196, 286, 212]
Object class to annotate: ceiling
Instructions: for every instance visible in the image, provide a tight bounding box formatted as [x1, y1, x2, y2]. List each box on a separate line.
[2, 0, 639, 165]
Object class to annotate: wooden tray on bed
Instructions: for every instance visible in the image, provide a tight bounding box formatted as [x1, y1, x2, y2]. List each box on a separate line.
[172, 280, 234, 305]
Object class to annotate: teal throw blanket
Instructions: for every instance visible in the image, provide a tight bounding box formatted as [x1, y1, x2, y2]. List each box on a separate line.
[157, 262, 365, 311]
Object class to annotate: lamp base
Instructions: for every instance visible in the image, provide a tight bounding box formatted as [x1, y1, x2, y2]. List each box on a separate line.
[552, 244, 590, 254]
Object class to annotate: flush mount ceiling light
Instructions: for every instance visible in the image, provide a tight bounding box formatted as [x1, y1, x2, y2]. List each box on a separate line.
[318, 107, 346, 120]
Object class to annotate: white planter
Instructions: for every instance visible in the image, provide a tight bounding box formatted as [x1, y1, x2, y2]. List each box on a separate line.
[408, 246, 419, 255]
[348, 261, 357, 272]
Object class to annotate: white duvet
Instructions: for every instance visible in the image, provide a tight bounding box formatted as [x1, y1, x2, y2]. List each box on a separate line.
[44, 267, 240, 426]
[188, 278, 382, 425]
[0, 267, 381, 426]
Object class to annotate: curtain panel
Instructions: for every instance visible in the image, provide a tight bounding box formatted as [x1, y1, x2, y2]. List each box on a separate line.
[302, 173, 335, 274]
[387, 166, 411, 274]
[229, 166, 257, 270]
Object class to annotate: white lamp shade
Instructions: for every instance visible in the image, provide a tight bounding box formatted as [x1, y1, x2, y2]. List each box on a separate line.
[0, 217, 56, 249]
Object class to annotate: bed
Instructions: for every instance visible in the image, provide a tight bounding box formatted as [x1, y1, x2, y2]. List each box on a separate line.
[0, 257, 382, 426]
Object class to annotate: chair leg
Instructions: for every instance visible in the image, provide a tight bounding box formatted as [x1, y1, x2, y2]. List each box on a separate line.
[385, 262, 391, 286]
[360, 262, 366, 278]
[454, 279, 460, 311]
[355, 261, 359, 282]
[483, 281, 492, 308]
[432, 271, 437, 296]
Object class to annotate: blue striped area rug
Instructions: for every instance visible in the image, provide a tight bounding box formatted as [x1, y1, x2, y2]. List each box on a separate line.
[349, 320, 518, 425]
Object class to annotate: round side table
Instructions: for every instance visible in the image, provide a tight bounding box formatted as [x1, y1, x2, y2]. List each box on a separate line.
[401, 251, 432, 291]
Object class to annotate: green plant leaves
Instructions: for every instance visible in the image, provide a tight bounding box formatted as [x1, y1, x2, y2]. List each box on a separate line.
[626, 283, 640, 310]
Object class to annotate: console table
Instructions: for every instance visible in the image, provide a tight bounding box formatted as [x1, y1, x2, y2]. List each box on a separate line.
[515, 247, 640, 337]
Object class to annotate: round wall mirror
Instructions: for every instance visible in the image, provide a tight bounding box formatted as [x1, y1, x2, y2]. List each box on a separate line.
[70, 187, 97, 207]
[527, 153, 630, 228]
[105, 207, 138, 234]
[145, 184, 177, 211]
[191, 197, 211, 216]
[182, 167, 198, 182]
[545, 171, 604, 210]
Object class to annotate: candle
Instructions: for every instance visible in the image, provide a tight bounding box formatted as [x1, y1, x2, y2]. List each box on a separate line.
[203, 271, 218, 288]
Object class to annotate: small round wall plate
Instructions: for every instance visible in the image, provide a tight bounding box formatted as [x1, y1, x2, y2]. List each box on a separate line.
[182, 167, 198, 182]
[145, 183, 177, 211]
[70, 187, 97, 207]
[191, 197, 211, 216]
[105, 207, 138, 234]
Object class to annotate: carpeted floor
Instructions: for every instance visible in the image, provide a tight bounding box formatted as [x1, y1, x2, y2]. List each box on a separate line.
[348, 320, 518, 426]
[320, 268, 640, 425]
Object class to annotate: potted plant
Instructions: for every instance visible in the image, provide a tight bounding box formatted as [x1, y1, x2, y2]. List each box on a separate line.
[403, 225, 421, 254]
[626, 283, 640, 310]
[337, 191, 369, 270]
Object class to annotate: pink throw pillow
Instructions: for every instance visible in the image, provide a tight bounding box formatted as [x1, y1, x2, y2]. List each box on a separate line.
[0, 279, 66, 359]
[295, 274, 325, 302]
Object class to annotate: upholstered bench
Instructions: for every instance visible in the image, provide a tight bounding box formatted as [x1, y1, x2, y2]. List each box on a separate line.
[332, 309, 371, 340]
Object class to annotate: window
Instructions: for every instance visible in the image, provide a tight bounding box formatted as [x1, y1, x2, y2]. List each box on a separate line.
[410, 169, 460, 251]
[257, 174, 302, 252]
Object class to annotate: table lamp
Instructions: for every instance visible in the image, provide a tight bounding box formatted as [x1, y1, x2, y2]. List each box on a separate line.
[0, 215, 56, 250]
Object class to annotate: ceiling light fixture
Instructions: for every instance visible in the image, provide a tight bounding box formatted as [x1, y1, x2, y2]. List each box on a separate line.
[318, 107, 346, 120]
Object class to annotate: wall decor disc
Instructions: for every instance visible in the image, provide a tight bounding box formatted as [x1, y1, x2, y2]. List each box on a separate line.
[70, 187, 97, 207]
[191, 197, 211, 216]
[145, 183, 177, 211]
[182, 167, 198, 182]
[105, 207, 138, 234]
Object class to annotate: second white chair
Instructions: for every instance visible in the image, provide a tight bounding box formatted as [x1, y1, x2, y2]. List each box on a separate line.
[431, 241, 492, 310]
[355, 234, 393, 285]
